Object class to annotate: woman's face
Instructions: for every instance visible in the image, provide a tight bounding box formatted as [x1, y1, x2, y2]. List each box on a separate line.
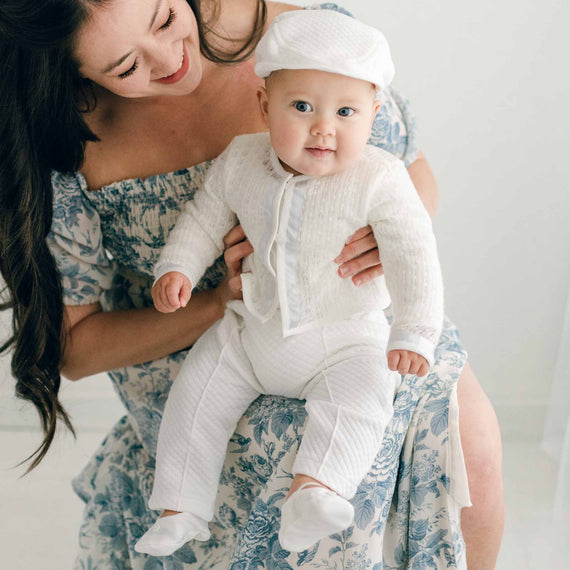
[75, 0, 203, 98]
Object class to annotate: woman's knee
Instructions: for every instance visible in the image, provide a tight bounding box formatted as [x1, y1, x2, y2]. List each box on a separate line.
[456, 363, 504, 505]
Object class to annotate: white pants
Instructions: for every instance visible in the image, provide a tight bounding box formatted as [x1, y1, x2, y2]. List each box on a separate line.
[149, 302, 400, 521]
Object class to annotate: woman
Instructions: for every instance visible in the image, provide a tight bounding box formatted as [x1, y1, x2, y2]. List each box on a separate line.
[0, 0, 503, 567]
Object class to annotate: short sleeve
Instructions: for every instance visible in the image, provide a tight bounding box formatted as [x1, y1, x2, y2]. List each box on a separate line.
[47, 171, 115, 306]
[311, 3, 421, 166]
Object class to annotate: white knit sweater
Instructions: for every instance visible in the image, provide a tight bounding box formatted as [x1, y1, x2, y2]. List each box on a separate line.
[156, 132, 443, 364]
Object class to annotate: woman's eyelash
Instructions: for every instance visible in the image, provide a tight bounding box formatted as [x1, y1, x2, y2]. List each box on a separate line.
[160, 8, 177, 30]
[118, 59, 138, 80]
[117, 8, 177, 79]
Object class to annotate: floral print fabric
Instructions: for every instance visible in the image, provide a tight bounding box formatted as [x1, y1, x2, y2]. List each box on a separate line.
[47, 5, 469, 568]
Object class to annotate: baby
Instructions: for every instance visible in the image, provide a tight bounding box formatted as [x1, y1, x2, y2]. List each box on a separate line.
[135, 9, 443, 557]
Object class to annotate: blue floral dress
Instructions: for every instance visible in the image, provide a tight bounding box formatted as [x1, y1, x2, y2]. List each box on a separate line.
[47, 5, 471, 568]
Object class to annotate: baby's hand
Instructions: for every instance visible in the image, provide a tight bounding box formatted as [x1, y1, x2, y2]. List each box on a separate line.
[388, 350, 429, 377]
[152, 272, 192, 313]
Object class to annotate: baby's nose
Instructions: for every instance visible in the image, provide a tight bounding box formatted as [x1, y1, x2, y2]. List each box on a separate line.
[310, 118, 335, 137]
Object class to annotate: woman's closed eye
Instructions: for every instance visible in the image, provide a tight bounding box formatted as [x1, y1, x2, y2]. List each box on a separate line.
[117, 8, 177, 80]
[160, 8, 177, 31]
[119, 60, 138, 80]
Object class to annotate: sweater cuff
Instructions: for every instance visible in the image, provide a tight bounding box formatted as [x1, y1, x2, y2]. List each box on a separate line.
[153, 262, 196, 289]
[387, 330, 436, 368]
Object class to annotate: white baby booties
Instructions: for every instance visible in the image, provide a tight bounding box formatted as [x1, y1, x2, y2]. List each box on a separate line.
[134, 512, 210, 557]
[279, 483, 355, 552]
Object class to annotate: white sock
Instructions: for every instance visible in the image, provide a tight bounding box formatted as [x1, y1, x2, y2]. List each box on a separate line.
[134, 512, 210, 557]
[278, 483, 354, 552]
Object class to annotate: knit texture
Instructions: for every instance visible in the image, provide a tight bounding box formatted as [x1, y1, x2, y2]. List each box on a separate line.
[156, 132, 443, 362]
[254, 9, 395, 92]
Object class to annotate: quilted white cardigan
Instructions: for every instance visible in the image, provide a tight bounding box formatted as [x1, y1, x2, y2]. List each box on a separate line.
[156, 132, 443, 364]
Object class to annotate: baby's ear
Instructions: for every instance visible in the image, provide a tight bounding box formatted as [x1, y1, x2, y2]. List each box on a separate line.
[257, 86, 270, 125]
[368, 99, 382, 132]
[373, 99, 382, 116]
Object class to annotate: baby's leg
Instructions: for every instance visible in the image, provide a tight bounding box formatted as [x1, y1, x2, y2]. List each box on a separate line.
[279, 320, 398, 552]
[292, 350, 397, 499]
[136, 310, 260, 556]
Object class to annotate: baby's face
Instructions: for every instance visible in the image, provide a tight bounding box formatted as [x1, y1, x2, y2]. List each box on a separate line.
[259, 69, 380, 176]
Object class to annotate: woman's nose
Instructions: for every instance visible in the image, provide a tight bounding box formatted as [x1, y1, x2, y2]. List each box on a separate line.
[310, 117, 335, 137]
[150, 42, 183, 79]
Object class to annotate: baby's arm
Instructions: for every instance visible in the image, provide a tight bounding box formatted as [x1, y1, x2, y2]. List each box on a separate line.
[368, 159, 444, 371]
[154, 145, 238, 295]
[152, 271, 193, 313]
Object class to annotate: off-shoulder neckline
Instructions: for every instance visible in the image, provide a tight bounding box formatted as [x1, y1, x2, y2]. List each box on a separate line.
[76, 159, 212, 196]
[76, 3, 339, 194]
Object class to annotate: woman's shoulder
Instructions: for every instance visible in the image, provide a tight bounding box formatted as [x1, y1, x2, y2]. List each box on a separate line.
[217, 0, 301, 36]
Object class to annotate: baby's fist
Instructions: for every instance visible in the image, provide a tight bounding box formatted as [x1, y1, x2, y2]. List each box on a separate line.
[388, 350, 429, 377]
[152, 272, 192, 313]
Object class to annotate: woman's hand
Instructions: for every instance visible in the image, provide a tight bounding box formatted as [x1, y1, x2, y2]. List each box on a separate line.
[334, 226, 383, 286]
[214, 224, 254, 310]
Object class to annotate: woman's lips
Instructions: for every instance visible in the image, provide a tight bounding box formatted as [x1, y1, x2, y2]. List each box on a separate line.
[306, 147, 335, 158]
[155, 43, 189, 84]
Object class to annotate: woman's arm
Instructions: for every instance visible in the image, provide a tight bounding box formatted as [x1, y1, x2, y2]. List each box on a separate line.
[335, 150, 439, 285]
[61, 290, 224, 380]
[406, 150, 439, 218]
[61, 226, 252, 380]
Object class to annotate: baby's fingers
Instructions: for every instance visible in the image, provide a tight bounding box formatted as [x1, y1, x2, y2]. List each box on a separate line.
[166, 282, 182, 309]
[417, 361, 430, 377]
[388, 351, 401, 372]
[408, 358, 421, 376]
[179, 279, 192, 308]
[396, 352, 411, 375]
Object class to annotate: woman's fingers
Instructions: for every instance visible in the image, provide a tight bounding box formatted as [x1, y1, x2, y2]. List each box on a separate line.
[228, 274, 243, 294]
[336, 232, 377, 265]
[345, 225, 373, 244]
[223, 224, 247, 248]
[224, 239, 254, 272]
[337, 249, 382, 280]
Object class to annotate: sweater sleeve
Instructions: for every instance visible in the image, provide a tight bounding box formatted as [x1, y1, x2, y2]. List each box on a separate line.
[367, 159, 444, 366]
[154, 147, 237, 288]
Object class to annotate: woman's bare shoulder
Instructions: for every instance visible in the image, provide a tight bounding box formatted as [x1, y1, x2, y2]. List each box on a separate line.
[217, 0, 301, 35]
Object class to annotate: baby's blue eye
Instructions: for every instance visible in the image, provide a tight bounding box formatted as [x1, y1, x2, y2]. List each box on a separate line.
[294, 101, 312, 112]
[338, 107, 355, 117]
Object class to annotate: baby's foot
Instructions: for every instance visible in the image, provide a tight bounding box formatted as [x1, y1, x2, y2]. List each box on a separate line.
[278, 484, 354, 552]
[134, 512, 210, 557]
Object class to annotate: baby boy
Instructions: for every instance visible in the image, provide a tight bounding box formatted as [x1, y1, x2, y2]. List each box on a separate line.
[135, 9, 443, 557]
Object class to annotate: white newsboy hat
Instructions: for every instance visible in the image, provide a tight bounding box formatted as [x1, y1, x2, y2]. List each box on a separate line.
[254, 9, 394, 94]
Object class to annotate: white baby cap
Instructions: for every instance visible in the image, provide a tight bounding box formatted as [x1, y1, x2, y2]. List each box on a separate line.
[254, 9, 394, 94]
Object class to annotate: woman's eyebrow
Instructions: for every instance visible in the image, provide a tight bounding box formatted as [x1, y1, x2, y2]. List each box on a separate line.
[148, 0, 165, 32]
[102, 0, 164, 74]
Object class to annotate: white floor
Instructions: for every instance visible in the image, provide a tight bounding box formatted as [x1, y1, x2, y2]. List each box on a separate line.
[0, 380, 564, 569]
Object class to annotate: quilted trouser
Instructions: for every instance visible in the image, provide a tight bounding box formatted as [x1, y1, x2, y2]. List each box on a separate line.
[149, 302, 400, 519]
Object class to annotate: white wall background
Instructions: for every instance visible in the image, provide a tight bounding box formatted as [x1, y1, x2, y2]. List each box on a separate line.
[317, 0, 570, 439]
[0, 0, 568, 465]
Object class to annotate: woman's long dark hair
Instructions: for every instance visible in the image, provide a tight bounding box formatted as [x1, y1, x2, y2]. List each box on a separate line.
[0, 0, 267, 472]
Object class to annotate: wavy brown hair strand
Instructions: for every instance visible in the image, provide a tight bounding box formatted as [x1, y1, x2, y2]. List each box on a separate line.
[0, 0, 267, 473]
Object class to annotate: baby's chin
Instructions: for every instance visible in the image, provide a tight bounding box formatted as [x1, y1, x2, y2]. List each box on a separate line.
[281, 156, 347, 178]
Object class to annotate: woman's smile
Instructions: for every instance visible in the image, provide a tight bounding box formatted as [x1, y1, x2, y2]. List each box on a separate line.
[155, 43, 189, 84]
